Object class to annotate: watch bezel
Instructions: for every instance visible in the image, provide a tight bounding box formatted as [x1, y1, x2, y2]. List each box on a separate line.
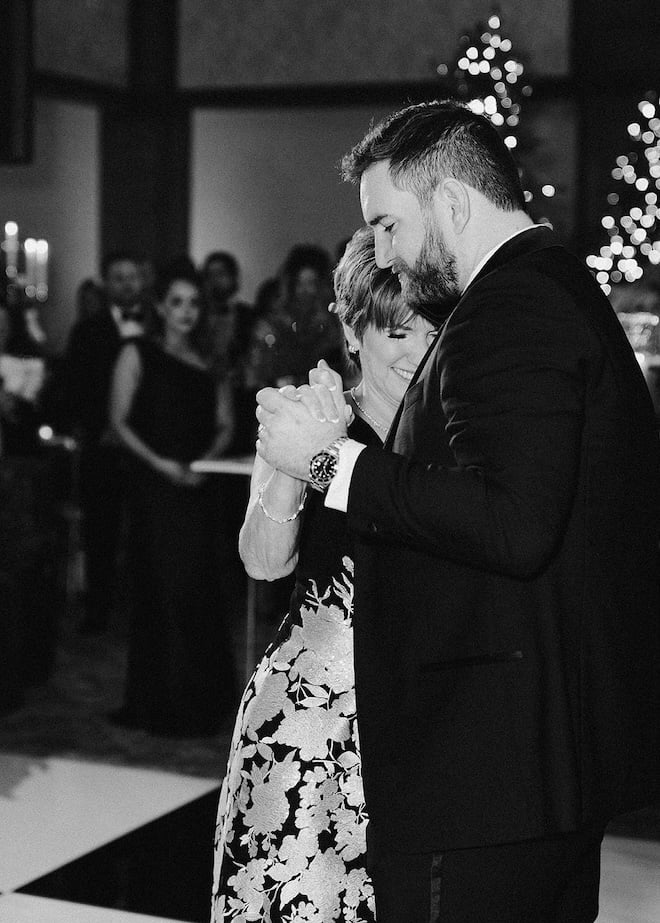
[308, 436, 348, 492]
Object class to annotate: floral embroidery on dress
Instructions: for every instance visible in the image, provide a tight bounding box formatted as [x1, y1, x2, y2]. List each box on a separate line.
[212, 556, 376, 922]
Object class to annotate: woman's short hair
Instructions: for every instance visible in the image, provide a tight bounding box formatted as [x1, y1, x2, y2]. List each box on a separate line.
[341, 98, 526, 212]
[332, 225, 410, 340]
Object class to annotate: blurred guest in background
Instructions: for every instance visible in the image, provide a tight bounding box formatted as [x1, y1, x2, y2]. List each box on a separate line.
[74, 278, 105, 323]
[246, 243, 344, 390]
[65, 250, 146, 635]
[201, 250, 256, 453]
[109, 262, 236, 737]
[0, 299, 48, 456]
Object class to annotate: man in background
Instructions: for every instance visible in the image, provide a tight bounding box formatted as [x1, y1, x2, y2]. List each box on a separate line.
[66, 251, 145, 635]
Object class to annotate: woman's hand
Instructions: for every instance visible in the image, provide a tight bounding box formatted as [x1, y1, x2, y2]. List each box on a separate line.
[308, 360, 353, 425]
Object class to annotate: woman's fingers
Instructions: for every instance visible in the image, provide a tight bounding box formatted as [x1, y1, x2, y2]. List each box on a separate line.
[293, 383, 337, 422]
[309, 361, 347, 417]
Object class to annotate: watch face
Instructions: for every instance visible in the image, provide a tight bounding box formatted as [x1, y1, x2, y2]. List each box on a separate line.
[309, 437, 347, 491]
[309, 449, 337, 491]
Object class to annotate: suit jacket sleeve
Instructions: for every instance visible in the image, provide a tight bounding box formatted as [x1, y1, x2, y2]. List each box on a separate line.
[347, 269, 589, 579]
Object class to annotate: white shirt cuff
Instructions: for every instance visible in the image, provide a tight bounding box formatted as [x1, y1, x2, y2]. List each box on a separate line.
[324, 439, 367, 512]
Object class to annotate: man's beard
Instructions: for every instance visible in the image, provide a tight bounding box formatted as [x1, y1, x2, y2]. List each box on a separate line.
[394, 218, 461, 324]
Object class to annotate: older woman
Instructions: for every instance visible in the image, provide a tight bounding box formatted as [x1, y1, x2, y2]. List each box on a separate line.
[212, 226, 436, 921]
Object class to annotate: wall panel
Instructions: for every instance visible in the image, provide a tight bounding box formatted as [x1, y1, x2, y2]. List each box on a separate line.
[0, 98, 99, 352]
[34, 0, 128, 86]
[180, 0, 570, 89]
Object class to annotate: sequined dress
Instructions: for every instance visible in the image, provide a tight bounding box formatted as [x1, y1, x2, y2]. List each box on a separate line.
[212, 415, 378, 923]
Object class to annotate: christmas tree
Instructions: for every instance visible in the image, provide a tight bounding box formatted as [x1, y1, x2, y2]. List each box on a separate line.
[586, 93, 660, 296]
[436, 9, 556, 221]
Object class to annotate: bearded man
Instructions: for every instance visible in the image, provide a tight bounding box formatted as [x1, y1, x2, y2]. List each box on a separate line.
[254, 100, 660, 923]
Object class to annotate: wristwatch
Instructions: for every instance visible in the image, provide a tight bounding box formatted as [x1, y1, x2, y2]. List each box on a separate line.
[308, 436, 349, 492]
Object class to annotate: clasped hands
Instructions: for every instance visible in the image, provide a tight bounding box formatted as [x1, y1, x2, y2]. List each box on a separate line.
[256, 360, 350, 481]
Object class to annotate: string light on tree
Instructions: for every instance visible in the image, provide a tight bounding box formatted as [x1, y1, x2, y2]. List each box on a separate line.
[586, 93, 660, 296]
[436, 9, 554, 218]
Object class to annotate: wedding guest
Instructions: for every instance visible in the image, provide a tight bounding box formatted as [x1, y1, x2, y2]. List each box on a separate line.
[109, 262, 236, 736]
[199, 250, 255, 611]
[202, 251, 253, 418]
[74, 278, 105, 323]
[211, 226, 436, 920]
[65, 251, 145, 634]
[246, 243, 344, 391]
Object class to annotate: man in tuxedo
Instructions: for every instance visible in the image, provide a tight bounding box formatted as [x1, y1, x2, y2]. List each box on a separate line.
[254, 101, 660, 922]
[66, 251, 145, 634]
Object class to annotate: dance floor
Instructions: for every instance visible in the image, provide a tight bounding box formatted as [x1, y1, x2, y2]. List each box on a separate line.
[0, 752, 657, 922]
[0, 753, 220, 922]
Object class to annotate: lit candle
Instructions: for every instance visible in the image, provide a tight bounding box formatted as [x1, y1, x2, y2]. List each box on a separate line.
[4, 221, 19, 278]
[24, 237, 37, 298]
[36, 239, 48, 301]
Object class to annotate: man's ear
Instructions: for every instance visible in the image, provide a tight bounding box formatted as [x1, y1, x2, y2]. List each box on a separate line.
[435, 178, 470, 234]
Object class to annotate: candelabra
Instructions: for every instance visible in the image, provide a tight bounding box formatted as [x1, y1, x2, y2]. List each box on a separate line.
[1, 221, 49, 307]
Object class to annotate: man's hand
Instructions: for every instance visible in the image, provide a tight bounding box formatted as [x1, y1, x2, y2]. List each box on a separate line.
[256, 372, 348, 480]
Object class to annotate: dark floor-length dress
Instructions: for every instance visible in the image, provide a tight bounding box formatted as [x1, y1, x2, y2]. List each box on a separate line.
[212, 414, 378, 922]
[120, 338, 236, 736]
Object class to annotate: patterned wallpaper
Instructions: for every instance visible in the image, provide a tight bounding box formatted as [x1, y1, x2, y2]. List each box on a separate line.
[179, 0, 570, 89]
[34, 0, 129, 86]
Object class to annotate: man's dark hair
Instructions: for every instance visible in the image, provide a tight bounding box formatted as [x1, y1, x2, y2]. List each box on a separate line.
[202, 250, 239, 280]
[341, 99, 526, 212]
[101, 250, 141, 279]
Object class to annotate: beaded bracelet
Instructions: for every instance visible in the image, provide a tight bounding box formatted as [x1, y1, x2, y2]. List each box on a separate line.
[257, 481, 306, 524]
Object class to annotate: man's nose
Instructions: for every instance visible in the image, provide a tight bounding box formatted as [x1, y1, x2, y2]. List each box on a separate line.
[374, 232, 393, 269]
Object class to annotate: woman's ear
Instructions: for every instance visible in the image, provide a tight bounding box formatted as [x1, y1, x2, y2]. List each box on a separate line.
[342, 321, 360, 355]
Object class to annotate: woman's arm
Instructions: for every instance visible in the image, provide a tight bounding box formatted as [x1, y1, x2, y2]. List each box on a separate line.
[238, 451, 306, 581]
[110, 343, 189, 485]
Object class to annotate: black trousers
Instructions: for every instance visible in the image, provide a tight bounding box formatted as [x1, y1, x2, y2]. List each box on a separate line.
[366, 823, 605, 923]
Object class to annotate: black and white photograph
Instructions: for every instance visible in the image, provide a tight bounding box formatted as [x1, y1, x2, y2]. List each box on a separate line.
[0, 2, 659, 921]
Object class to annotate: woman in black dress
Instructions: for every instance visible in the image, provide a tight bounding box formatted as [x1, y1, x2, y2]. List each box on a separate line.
[110, 264, 236, 736]
[212, 227, 437, 920]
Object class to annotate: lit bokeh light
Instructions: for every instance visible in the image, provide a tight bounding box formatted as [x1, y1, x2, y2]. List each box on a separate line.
[436, 9, 555, 217]
[587, 93, 660, 293]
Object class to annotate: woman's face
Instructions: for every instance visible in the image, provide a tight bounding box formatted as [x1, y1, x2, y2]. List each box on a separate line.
[294, 267, 321, 300]
[359, 313, 437, 408]
[158, 279, 201, 335]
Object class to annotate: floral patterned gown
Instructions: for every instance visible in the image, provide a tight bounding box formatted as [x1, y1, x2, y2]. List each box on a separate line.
[212, 415, 378, 923]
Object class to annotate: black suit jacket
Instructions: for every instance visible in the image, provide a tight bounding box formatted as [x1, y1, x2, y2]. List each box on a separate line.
[348, 226, 660, 853]
[66, 307, 122, 444]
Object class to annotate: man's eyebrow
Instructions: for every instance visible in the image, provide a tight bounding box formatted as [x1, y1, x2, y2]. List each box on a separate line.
[368, 215, 388, 227]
